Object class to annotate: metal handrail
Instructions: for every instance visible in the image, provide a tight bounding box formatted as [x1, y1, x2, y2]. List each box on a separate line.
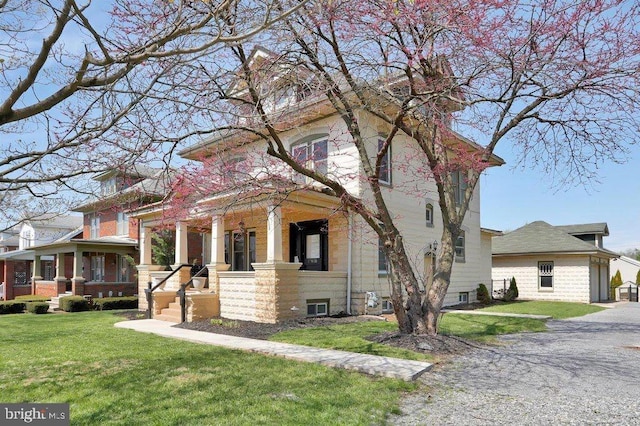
[178, 266, 209, 323]
[145, 264, 190, 319]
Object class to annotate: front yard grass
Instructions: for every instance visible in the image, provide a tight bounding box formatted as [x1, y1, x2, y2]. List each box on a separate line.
[478, 300, 606, 319]
[271, 314, 548, 354]
[0, 311, 414, 425]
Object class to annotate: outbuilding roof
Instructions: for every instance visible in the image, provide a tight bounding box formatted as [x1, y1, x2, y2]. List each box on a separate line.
[492, 221, 618, 258]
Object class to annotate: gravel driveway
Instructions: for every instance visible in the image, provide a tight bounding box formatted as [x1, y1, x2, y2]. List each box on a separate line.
[391, 302, 640, 425]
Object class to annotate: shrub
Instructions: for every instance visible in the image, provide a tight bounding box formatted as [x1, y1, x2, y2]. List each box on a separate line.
[26, 302, 50, 314]
[0, 301, 26, 314]
[636, 269, 640, 285]
[93, 297, 138, 311]
[59, 296, 90, 312]
[477, 283, 491, 305]
[506, 276, 519, 301]
[610, 270, 623, 300]
[15, 295, 50, 302]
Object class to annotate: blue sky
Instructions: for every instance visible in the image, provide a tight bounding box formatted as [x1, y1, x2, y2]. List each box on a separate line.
[481, 142, 640, 253]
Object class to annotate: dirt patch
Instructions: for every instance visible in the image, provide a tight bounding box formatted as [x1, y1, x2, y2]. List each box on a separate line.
[367, 331, 479, 356]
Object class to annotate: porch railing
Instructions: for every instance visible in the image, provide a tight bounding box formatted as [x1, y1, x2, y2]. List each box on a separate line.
[145, 264, 189, 320]
[145, 264, 209, 323]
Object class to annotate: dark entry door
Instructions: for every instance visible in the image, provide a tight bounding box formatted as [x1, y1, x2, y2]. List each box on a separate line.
[289, 219, 328, 271]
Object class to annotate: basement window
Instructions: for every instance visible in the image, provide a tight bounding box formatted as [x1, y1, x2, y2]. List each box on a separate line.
[306, 299, 329, 317]
[382, 299, 393, 313]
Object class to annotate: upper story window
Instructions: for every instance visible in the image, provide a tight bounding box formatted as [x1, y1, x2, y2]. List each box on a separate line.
[225, 157, 247, 184]
[378, 139, 391, 185]
[454, 230, 465, 262]
[451, 170, 468, 205]
[425, 203, 434, 227]
[20, 227, 34, 249]
[291, 137, 328, 181]
[90, 214, 100, 239]
[116, 212, 129, 236]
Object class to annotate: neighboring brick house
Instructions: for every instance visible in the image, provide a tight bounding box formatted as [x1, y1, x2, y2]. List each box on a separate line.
[0, 217, 82, 300]
[134, 48, 503, 323]
[2, 167, 184, 300]
[491, 221, 619, 303]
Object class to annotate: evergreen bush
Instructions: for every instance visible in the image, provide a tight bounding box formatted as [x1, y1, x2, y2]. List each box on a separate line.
[26, 302, 50, 314]
[610, 270, 623, 300]
[636, 269, 640, 285]
[93, 297, 138, 311]
[15, 295, 50, 302]
[0, 301, 26, 314]
[506, 276, 519, 301]
[477, 283, 491, 304]
[60, 296, 90, 312]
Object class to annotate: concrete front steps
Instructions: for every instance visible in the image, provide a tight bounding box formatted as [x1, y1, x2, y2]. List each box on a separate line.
[155, 297, 182, 323]
[48, 291, 73, 310]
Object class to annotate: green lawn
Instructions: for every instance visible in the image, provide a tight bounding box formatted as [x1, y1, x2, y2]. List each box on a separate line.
[270, 321, 434, 362]
[0, 311, 414, 425]
[478, 300, 606, 319]
[271, 314, 548, 354]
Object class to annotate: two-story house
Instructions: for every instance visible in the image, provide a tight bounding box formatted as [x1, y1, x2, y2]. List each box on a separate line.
[135, 48, 503, 323]
[492, 221, 619, 303]
[2, 166, 175, 301]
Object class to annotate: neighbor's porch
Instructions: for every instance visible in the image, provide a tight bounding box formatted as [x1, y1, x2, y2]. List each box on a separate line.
[137, 192, 351, 323]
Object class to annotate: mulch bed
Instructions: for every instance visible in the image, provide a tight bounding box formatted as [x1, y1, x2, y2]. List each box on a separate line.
[113, 311, 479, 357]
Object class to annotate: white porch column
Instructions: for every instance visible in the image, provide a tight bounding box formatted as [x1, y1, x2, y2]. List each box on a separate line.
[267, 206, 283, 262]
[210, 215, 226, 265]
[53, 252, 65, 280]
[32, 255, 42, 281]
[174, 221, 189, 266]
[139, 224, 152, 265]
[72, 250, 84, 280]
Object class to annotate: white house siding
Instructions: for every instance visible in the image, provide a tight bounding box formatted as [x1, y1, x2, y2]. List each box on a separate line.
[348, 112, 486, 309]
[492, 255, 592, 303]
[611, 256, 640, 284]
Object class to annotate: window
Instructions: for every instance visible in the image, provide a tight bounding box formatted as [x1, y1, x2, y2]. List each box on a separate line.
[539, 261, 554, 290]
[226, 157, 247, 184]
[90, 253, 105, 282]
[291, 137, 328, 181]
[458, 292, 469, 304]
[451, 170, 468, 205]
[90, 214, 100, 239]
[225, 230, 257, 271]
[307, 300, 329, 317]
[455, 231, 465, 262]
[116, 212, 129, 236]
[382, 299, 393, 313]
[378, 138, 391, 185]
[425, 203, 434, 226]
[117, 255, 130, 282]
[378, 237, 389, 274]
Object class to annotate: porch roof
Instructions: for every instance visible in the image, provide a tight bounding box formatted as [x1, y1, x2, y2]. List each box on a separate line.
[0, 249, 34, 261]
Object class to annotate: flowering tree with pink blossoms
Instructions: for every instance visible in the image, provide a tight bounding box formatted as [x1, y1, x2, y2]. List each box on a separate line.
[169, 0, 640, 334]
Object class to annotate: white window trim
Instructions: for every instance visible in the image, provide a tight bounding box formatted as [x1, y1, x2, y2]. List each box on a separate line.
[306, 300, 329, 317]
[454, 230, 466, 263]
[539, 261, 554, 291]
[377, 138, 392, 186]
[425, 203, 434, 227]
[291, 136, 328, 181]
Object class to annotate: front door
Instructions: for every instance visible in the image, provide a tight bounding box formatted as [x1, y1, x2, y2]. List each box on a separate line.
[289, 219, 328, 271]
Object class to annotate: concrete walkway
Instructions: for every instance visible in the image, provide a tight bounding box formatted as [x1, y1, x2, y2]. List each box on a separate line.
[114, 319, 432, 381]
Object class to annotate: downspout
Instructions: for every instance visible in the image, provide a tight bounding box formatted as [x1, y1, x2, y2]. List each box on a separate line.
[347, 212, 353, 315]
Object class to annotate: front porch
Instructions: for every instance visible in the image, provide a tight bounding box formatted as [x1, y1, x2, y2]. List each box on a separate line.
[137, 191, 351, 323]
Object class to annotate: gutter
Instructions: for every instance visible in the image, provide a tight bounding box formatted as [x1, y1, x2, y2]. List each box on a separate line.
[346, 213, 353, 315]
